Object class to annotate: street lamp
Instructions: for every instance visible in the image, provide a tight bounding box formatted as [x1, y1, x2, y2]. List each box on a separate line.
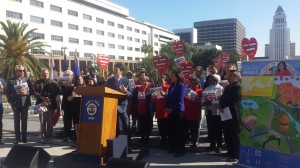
[61, 46, 68, 70]
[90, 54, 96, 67]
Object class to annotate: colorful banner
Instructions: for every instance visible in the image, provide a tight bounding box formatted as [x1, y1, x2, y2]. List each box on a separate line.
[239, 59, 300, 168]
[81, 96, 103, 123]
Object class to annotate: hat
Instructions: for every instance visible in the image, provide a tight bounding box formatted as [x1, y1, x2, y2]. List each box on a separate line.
[15, 65, 25, 71]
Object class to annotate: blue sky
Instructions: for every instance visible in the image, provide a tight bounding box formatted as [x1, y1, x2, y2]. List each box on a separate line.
[110, 0, 300, 57]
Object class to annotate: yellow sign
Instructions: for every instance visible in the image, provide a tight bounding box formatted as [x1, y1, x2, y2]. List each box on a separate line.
[242, 76, 274, 97]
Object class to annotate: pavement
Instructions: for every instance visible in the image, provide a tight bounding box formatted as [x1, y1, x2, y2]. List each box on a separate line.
[0, 104, 240, 168]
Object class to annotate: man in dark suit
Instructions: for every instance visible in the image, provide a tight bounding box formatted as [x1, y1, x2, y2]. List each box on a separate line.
[6, 65, 34, 144]
[84, 66, 104, 86]
[219, 70, 242, 162]
[106, 63, 133, 146]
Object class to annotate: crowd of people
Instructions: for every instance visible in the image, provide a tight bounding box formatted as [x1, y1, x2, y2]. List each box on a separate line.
[0, 61, 242, 162]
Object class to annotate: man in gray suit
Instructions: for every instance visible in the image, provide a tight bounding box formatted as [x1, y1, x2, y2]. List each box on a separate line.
[6, 65, 34, 144]
[106, 63, 133, 147]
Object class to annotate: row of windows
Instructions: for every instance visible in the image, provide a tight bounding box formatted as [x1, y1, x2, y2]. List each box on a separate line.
[28, 0, 148, 35]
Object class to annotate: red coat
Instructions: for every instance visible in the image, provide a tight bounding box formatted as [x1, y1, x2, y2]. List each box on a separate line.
[153, 85, 169, 119]
[184, 88, 202, 121]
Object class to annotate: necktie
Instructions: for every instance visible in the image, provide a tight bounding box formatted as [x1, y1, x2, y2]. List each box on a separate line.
[115, 78, 120, 89]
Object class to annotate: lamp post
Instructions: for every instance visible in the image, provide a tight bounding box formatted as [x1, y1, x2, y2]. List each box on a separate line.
[61, 46, 68, 70]
[90, 54, 96, 67]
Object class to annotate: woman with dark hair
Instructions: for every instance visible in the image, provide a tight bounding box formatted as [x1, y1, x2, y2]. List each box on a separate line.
[68, 75, 86, 142]
[166, 69, 187, 157]
[275, 61, 291, 76]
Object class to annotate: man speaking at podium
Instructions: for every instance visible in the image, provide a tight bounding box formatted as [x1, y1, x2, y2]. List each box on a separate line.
[106, 63, 133, 148]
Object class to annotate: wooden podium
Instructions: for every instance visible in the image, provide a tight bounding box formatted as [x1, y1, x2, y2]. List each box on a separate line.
[74, 86, 125, 157]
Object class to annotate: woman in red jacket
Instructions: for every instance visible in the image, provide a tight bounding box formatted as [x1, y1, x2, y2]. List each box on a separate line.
[133, 77, 152, 144]
[184, 76, 202, 148]
[152, 75, 170, 146]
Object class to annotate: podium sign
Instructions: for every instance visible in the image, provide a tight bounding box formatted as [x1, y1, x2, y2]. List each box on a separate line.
[74, 87, 125, 157]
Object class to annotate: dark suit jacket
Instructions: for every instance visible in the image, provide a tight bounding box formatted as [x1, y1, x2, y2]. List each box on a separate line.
[166, 82, 186, 112]
[106, 76, 132, 113]
[6, 77, 33, 107]
[219, 81, 242, 121]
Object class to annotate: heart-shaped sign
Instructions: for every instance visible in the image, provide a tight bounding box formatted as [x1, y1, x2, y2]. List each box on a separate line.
[153, 55, 169, 73]
[97, 54, 110, 69]
[242, 37, 258, 60]
[180, 61, 193, 78]
[172, 40, 185, 57]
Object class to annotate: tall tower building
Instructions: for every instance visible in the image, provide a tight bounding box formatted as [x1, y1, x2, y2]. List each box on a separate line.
[194, 18, 245, 54]
[265, 6, 295, 59]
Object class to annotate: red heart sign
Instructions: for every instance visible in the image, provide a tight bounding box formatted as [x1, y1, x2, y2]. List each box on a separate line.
[97, 54, 110, 69]
[242, 37, 258, 60]
[180, 61, 193, 78]
[153, 55, 169, 73]
[172, 40, 185, 57]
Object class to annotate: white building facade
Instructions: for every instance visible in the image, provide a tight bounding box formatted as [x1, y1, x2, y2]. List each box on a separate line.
[265, 6, 295, 60]
[1, 0, 179, 72]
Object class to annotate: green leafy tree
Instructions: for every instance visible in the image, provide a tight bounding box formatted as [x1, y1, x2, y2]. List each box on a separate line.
[191, 48, 222, 70]
[0, 20, 49, 81]
[141, 43, 154, 56]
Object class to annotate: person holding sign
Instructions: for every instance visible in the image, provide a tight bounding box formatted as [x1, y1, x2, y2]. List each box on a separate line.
[166, 69, 187, 157]
[183, 76, 203, 148]
[6, 65, 34, 144]
[201, 74, 224, 153]
[219, 70, 242, 162]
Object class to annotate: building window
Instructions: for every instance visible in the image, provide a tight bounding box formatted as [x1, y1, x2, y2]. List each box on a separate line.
[51, 35, 63, 42]
[134, 28, 140, 33]
[142, 40, 147, 44]
[68, 9, 78, 17]
[107, 21, 114, 26]
[69, 51, 78, 56]
[142, 31, 146, 35]
[108, 32, 115, 38]
[50, 5, 62, 13]
[31, 32, 44, 39]
[127, 36, 132, 41]
[118, 24, 124, 29]
[135, 57, 140, 61]
[119, 56, 124, 60]
[6, 10, 22, 19]
[118, 45, 124, 50]
[83, 27, 92, 33]
[127, 57, 133, 60]
[31, 49, 45, 55]
[30, 15, 44, 23]
[84, 40, 93, 46]
[118, 34, 124, 40]
[83, 14, 92, 20]
[84, 53, 93, 57]
[135, 38, 140, 43]
[135, 48, 140, 52]
[51, 20, 63, 27]
[97, 42, 105, 47]
[11, 0, 22, 2]
[127, 46, 132, 51]
[69, 38, 79, 44]
[30, 0, 43, 8]
[68, 23, 78, 30]
[109, 55, 115, 59]
[96, 17, 104, 23]
[154, 42, 158, 46]
[52, 50, 63, 56]
[154, 34, 158, 38]
[96, 30, 104, 35]
[108, 44, 115, 49]
[127, 26, 132, 31]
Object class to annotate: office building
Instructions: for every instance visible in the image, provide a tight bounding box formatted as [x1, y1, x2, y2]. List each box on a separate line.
[173, 28, 197, 44]
[194, 18, 245, 54]
[1, 0, 179, 73]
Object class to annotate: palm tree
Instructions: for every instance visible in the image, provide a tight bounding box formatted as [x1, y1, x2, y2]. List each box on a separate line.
[141, 43, 154, 56]
[0, 19, 49, 81]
